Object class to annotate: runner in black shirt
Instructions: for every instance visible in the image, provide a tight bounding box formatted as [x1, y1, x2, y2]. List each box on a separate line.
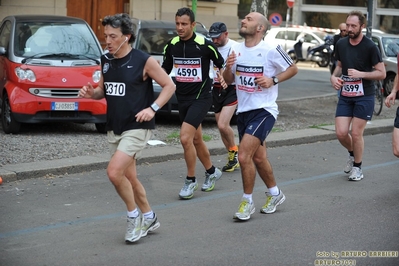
[162, 7, 226, 199]
[79, 13, 175, 243]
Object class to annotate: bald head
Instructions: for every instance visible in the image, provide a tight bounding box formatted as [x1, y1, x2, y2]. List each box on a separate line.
[338, 22, 347, 37]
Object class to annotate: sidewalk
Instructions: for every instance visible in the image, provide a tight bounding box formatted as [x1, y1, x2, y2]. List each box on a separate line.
[0, 118, 394, 182]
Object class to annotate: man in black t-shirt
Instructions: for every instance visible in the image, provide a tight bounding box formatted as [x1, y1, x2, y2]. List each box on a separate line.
[330, 11, 386, 181]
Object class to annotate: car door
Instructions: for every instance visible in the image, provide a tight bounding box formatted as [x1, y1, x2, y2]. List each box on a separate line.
[0, 20, 12, 92]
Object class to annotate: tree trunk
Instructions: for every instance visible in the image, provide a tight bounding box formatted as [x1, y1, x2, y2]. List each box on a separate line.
[250, 0, 269, 17]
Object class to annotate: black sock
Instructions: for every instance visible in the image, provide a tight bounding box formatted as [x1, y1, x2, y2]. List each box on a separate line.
[206, 166, 215, 175]
[349, 151, 354, 157]
[187, 176, 196, 182]
[353, 162, 362, 168]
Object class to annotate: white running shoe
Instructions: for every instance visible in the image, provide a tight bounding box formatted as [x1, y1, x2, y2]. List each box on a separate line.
[344, 156, 354, 174]
[234, 197, 255, 221]
[260, 190, 286, 214]
[348, 167, 363, 181]
[201, 168, 222, 192]
[125, 215, 142, 243]
[141, 213, 160, 237]
[179, 179, 198, 199]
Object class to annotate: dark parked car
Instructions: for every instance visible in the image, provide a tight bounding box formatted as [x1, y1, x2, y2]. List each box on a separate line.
[0, 15, 107, 134]
[131, 18, 212, 114]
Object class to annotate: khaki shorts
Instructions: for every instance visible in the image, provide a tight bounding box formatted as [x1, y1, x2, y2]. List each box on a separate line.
[107, 129, 152, 159]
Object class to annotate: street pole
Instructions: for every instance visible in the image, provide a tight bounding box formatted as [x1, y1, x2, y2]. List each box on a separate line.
[366, 0, 373, 38]
[192, 0, 197, 32]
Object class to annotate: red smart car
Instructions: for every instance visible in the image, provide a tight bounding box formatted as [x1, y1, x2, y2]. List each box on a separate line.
[0, 15, 106, 134]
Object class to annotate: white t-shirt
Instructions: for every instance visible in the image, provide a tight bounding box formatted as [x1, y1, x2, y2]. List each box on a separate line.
[212, 38, 238, 84]
[229, 41, 293, 118]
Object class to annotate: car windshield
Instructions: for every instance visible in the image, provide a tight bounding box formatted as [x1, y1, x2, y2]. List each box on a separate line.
[382, 37, 399, 57]
[14, 21, 102, 58]
[136, 28, 176, 55]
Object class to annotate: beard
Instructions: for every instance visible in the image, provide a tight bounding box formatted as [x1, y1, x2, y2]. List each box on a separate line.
[348, 29, 361, 39]
[239, 26, 256, 38]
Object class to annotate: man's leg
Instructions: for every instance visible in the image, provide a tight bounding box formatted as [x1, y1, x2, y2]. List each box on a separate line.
[107, 151, 136, 211]
[215, 104, 237, 151]
[392, 127, 399, 158]
[254, 142, 286, 214]
[107, 151, 142, 242]
[335, 116, 353, 151]
[215, 104, 239, 172]
[125, 159, 160, 237]
[393, 108, 399, 158]
[180, 122, 198, 177]
[233, 133, 258, 220]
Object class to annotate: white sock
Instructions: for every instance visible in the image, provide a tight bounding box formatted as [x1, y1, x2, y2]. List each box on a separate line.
[127, 208, 139, 218]
[143, 210, 154, 220]
[268, 186, 279, 196]
[243, 193, 253, 204]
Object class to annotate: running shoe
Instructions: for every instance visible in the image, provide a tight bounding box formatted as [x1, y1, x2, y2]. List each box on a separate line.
[344, 156, 354, 174]
[141, 213, 160, 237]
[234, 197, 255, 221]
[125, 215, 142, 243]
[201, 168, 222, 191]
[260, 190, 286, 214]
[348, 167, 363, 181]
[179, 179, 198, 199]
[222, 150, 240, 172]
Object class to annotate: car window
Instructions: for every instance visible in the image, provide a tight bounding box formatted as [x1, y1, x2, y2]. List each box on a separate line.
[0, 20, 12, 49]
[371, 37, 382, 54]
[382, 37, 399, 57]
[136, 28, 176, 55]
[275, 30, 298, 41]
[302, 33, 315, 43]
[15, 21, 102, 57]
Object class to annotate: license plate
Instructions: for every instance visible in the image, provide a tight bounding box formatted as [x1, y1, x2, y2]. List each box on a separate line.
[51, 102, 78, 111]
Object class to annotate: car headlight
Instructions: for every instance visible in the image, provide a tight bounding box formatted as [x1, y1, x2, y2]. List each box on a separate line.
[92, 70, 101, 83]
[15, 67, 36, 82]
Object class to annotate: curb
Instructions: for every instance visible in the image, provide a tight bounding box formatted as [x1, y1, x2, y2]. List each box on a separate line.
[0, 119, 394, 182]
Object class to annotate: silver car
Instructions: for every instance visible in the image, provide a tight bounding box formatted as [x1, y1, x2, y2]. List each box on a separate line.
[369, 31, 399, 96]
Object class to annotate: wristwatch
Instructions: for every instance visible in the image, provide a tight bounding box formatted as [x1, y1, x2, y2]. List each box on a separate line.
[272, 76, 279, 85]
[150, 102, 160, 112]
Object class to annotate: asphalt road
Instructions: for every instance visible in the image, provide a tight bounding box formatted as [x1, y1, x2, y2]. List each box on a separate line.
[278, 62, 334, 101]
[1, 133, 398, 266]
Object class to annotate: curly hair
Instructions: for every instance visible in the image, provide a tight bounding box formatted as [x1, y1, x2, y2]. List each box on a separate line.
[102, 13, 136, 43]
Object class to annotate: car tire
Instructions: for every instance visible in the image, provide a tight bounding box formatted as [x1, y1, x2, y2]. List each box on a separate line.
[1, 93, 21, 134]
[383, 73, 396, 97]
[95, 123, 107, 134]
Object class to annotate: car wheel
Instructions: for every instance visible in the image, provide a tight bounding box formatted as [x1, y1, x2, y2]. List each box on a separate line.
[1, 93, 21, 134]
[383, 73, 396, 96]
[95, 123, 107, 133]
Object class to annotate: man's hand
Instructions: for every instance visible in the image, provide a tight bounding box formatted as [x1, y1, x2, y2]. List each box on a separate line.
[330, 76, 343, 91]
[78, 83, 95, 98]
[135, 108, 156, 123]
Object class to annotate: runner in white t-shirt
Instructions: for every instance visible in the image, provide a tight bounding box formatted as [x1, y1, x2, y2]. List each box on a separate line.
[223, 12, 298, 221]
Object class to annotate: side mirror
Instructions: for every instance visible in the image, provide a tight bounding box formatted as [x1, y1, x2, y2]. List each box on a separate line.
[0, 46, 6, 55]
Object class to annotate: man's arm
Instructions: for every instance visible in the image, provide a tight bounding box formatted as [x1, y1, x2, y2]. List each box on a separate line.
[385, 74, 398, 108]
[222, 50, 236, 85]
